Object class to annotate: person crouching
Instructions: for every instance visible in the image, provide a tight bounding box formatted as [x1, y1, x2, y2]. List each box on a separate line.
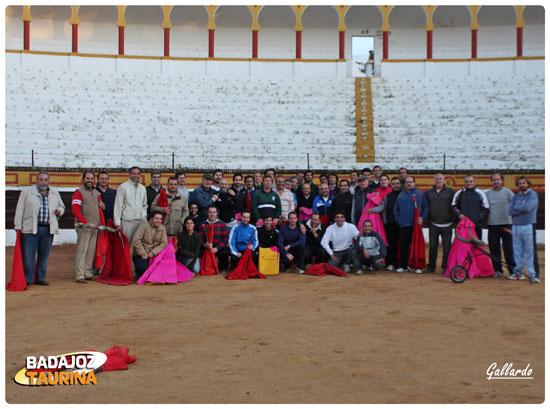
[130, 210, 168, 279]
[355, 220, 387, 274]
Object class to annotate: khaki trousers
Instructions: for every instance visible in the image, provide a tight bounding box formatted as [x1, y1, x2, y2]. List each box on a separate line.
[75, 228, 98, 280]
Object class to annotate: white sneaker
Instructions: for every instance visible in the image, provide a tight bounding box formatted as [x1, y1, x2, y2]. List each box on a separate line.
[396, 268, 404, 273]
[415, 269, 423, 274]
[507, 273, 525, 280]
[386, 265, 394, 271]
[343, 264, 351, 274]
[296, 268, 305, 275]
[355, 270, 364, 275]
[531, 277, 540, 283]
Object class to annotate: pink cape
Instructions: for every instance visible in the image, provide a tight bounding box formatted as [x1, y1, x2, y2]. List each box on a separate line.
[444, 218, 494, 279]
[357, 191, 388, 246]
[298, 207, 312, 221]
[136, 240, 194, 285]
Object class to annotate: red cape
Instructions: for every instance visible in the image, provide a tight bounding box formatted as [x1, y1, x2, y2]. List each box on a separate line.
[445, 218, 494, 279]
[157, 188, 168, 224]
[199, 224, 219, 275]
[96, 220, 134, 286]
[305, 263, 347, 277]
[102, 346, 136, 371]
[226, 247, 265, 280]
[408, 206, 426, 269]
[6, 231, 28, 291]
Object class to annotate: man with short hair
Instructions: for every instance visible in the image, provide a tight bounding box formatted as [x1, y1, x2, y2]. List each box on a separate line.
[228, 210, 259, 267]
[264, 168, 276, 180]
[275, 175, 296, 224]
[229, 173, 247, 216]
[96, 171, 116, 222]
[304, 170, 320, 198]
[113, 166, 148, 244]
[508, 176, 539, 282]
[349, 170, 359, 195]
[211, 169, 223, 192]
[257, 215, 279, 248]
[199, 205, 230, 270]
[285, 178, 298, 209]
[151, 176, 189, 237]
[254, 171, 263, 190]
[290, 177, 299, 194]
[351, 175, 375, 226]
[425, 173, 455, 273]
[146, 171, 163, 220]
[369, 165, 383, 189]
[382, 177, 401, 271]
[300, 212, 327, 265]
[355, 219, 387, 274]
[313, 183, 333, 226]
[251, 175, 282, 225]
[189, 174, 218, 218]
[175, 170, 189, 200]
[394, 176, 428, 273]
[243, 175, 257, 211]
[451, 175, 489, 240]
[330, 179, 353, 222]
[188, 202, 204, 231]
[14, 171, 65, 285]
[72, 171, 104, 283]
[296, 172, 305, 186]
[321, 211, 361, 274]
[278, 212, 306, 274]
[361, 167, 371, 179]
[485, 172, 515, 277]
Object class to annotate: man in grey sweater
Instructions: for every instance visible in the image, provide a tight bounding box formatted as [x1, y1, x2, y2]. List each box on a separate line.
[485, 172, 515, 277]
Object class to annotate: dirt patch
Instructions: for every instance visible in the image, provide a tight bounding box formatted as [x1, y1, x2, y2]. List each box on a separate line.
[5, 245, 545, 404]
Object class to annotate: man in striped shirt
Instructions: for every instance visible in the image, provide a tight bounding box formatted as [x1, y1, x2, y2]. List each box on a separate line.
[199, 205, 230, 270]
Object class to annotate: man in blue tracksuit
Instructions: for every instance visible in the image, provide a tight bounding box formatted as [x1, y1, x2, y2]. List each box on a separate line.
[394, 176, 428, 273]
[507, 176, 539, 283]
[228, 210, 259, 267]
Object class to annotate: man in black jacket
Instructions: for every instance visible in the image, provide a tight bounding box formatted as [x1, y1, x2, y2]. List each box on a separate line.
[351, 175, 375, 226]
[330, 179, 353, 222]
[425, 173, 455, 273]
[257, 216, 278, 248]
[451, 175, 489, 240]
[146, 171, 163, 220]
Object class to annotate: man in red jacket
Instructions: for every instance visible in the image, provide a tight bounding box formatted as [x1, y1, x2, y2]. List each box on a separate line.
[72, 171, 104, 283]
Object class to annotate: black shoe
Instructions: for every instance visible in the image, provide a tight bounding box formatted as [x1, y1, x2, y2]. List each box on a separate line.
[36, 281, 49, 286]
[26, 282, 33, 286]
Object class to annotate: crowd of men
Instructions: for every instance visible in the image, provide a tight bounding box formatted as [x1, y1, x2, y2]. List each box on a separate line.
[13, 166, 541, 284]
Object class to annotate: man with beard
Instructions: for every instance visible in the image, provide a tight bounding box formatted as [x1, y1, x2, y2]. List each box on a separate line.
[72, 171, 104, 283]
[303, 170, 320, 198]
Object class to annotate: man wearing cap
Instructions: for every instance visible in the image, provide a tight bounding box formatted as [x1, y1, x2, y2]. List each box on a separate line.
[189, 174, 219, 218]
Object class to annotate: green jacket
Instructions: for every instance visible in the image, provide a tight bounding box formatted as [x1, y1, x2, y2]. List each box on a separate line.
[252, 188, 281, 221]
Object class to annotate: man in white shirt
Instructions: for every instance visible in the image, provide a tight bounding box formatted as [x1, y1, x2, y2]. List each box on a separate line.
[321, 211, 362, 274]
[113, 166, 148, 243]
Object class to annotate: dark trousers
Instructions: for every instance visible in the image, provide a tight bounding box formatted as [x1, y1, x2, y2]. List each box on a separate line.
[475, 226, 483, 242]
[428, 224, 452, 271]
[304, 244, 328, 264]
[488, 224, 515, 274]
[200, 246, 231, 270]
[398, 226, 414, 269]
[133, 256, 150, 278]
[281, 245, 306, 270]
[21, 225, 54, 283]
[230, 250, 258, 269]
[385, 222, 399, 267]
[533, 223, 540, 278]
[357, 251, 385, 271]
[328, 247, 361, 271]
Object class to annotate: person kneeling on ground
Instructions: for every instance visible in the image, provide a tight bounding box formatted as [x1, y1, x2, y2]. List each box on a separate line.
[176, 216, 202, 274]
[300, 212, 328, 265]
[278, 211, 306, 274]
[199, 205, 230, 271]
[355, 220, 387, 274]
[229, 210, 259, 268]
[321, 211, 362, 274]
[130, 210, 168, 279]
[257, 216, 279, 248]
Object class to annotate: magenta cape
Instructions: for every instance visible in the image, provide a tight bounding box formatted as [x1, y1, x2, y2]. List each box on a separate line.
[444, 218, 494, 279]
[136, 240, 194, 285]
[357, 191, 388, 246]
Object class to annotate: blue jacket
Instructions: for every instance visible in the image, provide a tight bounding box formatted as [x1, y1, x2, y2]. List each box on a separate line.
[189, 184, 215, 217]
[394, 189, 428, 228]
[313, 195, 333, 216]
[509, 189, 538, 225]
[228, 223, 259, 255]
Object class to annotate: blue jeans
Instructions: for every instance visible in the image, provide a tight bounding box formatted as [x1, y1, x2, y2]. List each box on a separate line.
[21, 225, 54, 283]
[512, 225, 534, 278]
[182, 257, 200, 274]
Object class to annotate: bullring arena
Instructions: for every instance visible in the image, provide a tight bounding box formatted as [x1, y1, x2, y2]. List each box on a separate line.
[4, 5, 545, 404]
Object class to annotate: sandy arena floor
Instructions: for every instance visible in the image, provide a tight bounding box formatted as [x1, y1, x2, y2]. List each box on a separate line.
[5, 244, 545, 404]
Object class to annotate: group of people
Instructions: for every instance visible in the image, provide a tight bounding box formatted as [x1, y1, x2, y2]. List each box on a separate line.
[13, 165, 540, 285]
